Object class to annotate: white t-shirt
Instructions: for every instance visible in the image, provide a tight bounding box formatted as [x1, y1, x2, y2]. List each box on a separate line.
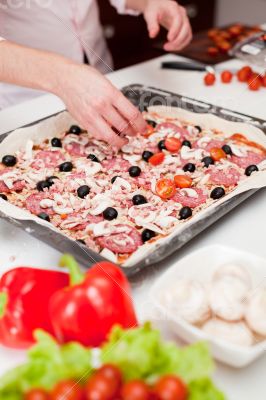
[0, 0, 136, 109]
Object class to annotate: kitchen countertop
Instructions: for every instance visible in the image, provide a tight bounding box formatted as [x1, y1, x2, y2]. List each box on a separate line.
[0, 54, 265, 399]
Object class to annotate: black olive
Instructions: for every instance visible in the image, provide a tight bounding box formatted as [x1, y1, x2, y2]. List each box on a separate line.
[146, 119, 157, 128]
[128, 166, 141, 177]
[46, 176, 59, 185]
[142, 229, 156, 243]
[158, 140, 166, 150]
[87, 154, 100, 163]
[59, 162, 73, 172]
[0, 194, 7, 200]
[142, 151, 154, 162]
[183, 163, 196, 173]
[179, 206, 192, 220]
[68, 125, 81, 135]
[182, 140, 192, 148]
[77, 185, 90, 198]
[245, 164, 259, 176]
[202, 156, 214, 168]
[103, 207, 118, 221]
[2, 155, 17, 167]
[51, 137, 62, 148]
[76, 239, 86, 245]
[194, 125, 202, 132]
[211, 187, 225, 199]
[132, 194, 147, 205]
[111, 176, 120, 184]
[37, 212, 50, 222]
[36, 180, 51, 192]
[222, 144, 232, 155]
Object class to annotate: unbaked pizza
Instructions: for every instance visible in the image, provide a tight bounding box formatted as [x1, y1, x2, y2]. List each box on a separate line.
[0, 107, 265, 265]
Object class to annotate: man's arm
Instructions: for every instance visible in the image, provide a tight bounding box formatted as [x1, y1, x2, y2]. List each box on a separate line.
[0, 41, 146, 148]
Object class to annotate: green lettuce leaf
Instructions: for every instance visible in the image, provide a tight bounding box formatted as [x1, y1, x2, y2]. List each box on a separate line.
[188, 378, 226, 400]
[101, 323, 214, 383]
[0, 330, 92, 398]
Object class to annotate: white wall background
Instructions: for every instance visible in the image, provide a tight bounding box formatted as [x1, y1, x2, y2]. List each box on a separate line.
[216, 0, 266, 26]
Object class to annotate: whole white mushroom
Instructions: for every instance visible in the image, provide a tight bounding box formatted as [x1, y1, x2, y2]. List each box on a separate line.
[245, 287, 266, 336]
[213, 263, 252, 290]
[202, 318, 254, 347]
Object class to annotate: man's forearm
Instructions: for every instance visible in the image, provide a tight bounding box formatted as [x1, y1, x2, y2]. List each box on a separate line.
[0, 40, 73, 95]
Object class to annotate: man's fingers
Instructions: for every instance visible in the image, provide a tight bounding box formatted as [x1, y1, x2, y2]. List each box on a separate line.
[164, 19, 192, 51]
[114, 94, 147, 134]
[144, 9, 160, 38]
[89, 117, 127, 149]
[104, 106, 135, 136]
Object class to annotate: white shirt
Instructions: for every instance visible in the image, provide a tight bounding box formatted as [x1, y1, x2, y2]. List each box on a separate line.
[0, 0, 136, 109]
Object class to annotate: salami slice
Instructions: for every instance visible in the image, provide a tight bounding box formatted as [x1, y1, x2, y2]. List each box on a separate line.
[31, 150, 65, 169]
[231, 152, 265, 169]
[102, 157, 130, 172]
[207, 167, 241, 187]
[97, 224, 142, 254]
[25, 193, 55, 215]
[156, 122, 189, 140]
[64, 142, 86, 157]
[173, 188, 207, 208]
[0, 170, 25, 193]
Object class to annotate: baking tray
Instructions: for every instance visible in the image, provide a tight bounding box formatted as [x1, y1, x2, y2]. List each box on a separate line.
[0, 84, 265, 276]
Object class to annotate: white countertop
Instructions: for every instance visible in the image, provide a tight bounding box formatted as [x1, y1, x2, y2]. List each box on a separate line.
[0, 54, 265, 399]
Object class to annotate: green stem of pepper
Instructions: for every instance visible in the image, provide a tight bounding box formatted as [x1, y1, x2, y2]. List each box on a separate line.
[59, 254, 84, 286]
[0, 292, 8, 319]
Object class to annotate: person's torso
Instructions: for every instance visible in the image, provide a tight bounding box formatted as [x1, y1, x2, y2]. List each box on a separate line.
[0, 0, 113, 109]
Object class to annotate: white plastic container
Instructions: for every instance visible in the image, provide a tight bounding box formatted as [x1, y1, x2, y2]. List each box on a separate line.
[150, 245, 266, 368]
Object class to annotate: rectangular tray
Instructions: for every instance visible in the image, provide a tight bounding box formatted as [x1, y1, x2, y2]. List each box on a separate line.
[0, 84, 264, 276]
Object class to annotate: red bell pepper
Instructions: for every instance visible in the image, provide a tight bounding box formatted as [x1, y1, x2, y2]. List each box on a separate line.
[0, 267, 69, 349]
[49, 255, 138, 347]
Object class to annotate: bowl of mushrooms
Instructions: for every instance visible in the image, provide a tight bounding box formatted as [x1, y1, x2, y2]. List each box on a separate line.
[150, 245, 266, 367]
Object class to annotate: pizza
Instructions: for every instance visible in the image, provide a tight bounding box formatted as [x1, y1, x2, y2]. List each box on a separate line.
[0, 108, 265, 265]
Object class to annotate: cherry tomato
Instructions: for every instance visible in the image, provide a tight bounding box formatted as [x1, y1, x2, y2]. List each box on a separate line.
[25, 389, 50, 400]
[204, 73, 216, 86]
[51, 380, 84, 400]
[174, 175, 193, 189]
[97, 364, 122, 388]
[228, 25, 243, 37]
[165, 137, 182, 153]
[155, 179, 176, 199]
[221, 70, 233, 83]
[143, 125, 155, 137]
[237, 66, 252, 82]
[210, 147, 227, 161]
[207, 46, 219, 57]
[248, 76, 261, 91]
[207, 28, 220, 39]
[230, 133, 266, 154]
[148, 152, 165, 166]
[121, 380, 150, 400]
[86, 374, 118, 400]
[217, 40, 231, 53]
[154, 375, 188, 400]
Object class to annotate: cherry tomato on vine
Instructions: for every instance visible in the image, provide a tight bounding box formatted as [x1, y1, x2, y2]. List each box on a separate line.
[51, 380, 84, 400]
[121, 380, 151, 400]
[155, 179, 176, 199]
[25, 389, 50, 400]
[86, 373, 118, 400]
[148, 152, 165, 166]
[154, 375, 188, 400]
[210, 147, 227, 161]
[221, 70, 233, 83]
[165, 137, 182, 153]
[204, 73, 216, 86]
[97, 364, 122, 388]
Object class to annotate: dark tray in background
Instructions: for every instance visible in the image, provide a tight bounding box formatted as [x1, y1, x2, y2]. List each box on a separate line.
[0, 84, 265, 276]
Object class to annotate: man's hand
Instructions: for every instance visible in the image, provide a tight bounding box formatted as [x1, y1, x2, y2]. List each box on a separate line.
[129, 0, 192, 51]
[56, 64, 147, 149]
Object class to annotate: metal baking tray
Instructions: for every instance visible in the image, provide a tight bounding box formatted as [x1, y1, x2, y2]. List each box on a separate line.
[0, 84, 264, 276]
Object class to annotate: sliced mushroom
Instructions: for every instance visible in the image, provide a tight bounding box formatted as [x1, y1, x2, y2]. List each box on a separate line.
[245, 287, 266, 336]
[202, 318, 254, 347]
